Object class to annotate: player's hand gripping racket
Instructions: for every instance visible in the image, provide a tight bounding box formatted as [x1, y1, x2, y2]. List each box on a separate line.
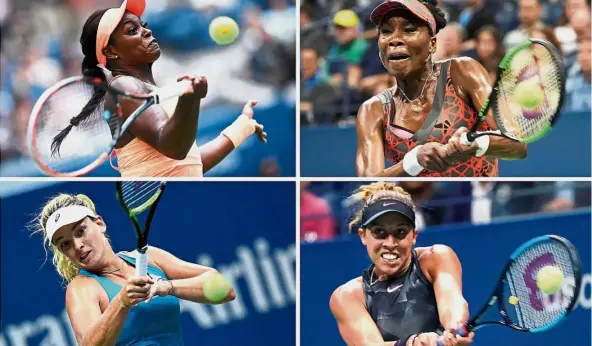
[436, 235, 581, 346]
[27, 76, 194, 177]
[460, 38, 565, 146]
[116, 181, 167, 276]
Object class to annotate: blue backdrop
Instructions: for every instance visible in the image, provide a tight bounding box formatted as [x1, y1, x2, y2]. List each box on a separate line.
[0, 182, 295, 346]
[301, 111, 591, 177]
[301, 210, 592, 346]
[0, 102, 295, 177]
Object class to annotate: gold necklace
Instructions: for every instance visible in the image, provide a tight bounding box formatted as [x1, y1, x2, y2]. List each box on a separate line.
[397, 63, 435, 113]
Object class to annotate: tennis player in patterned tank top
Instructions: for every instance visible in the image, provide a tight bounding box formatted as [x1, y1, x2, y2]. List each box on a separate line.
[50, 0, 267, 177]
[330, 183, 474, 346]
[356, 0, 528, 177]
[31, 193, 236, 345]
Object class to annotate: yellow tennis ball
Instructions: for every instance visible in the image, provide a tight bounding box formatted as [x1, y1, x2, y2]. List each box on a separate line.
[514, 80, 544, 110]
[209, 16, 239, 45]
[509, 296, 519, 305]
[536, 266, 564, 295]
[203, 272, 231, 302]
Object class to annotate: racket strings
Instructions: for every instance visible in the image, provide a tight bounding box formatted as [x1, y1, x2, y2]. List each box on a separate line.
[32, 80, 122, 173]
[120, 181, 163, 213]
[495, 44, 563, 141]
[506, 239, 577, 329]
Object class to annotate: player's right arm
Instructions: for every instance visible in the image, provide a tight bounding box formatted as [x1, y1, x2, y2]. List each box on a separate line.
[66, 276, 132, 346]
[356, 97, 402, 177]
[109, 75, 207, 160]
[356, 98, 453, 177]
[330, 278, 397, 346]
[330, 278, 464, 346]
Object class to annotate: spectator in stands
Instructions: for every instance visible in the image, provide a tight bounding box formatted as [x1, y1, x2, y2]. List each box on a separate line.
[555, 0, 591, 56]
[564, 38, 591, 112]
[398, 182, 457, 230]
[475, 26, 505, 83]
[300, 3, 332, 57]
[450, 182, 539, 225]
[456, 0, 496, 51]
[433, 22, 464, 61]
[301, 182, 337, 242]
[358, 36, 393, 100]
[504, 0, 560, 50]
[324, 9, 368, 90]
[301, 46, 338, 125]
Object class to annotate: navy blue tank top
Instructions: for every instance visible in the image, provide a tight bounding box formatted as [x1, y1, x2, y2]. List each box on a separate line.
[78, 253, 184, 345]
[362, 250, 441, 341]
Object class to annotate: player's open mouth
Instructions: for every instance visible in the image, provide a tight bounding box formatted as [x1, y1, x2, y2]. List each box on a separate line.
[149, 40, 159, 48]
[381, 252, 399, 262]
[80, 251, 91, 261]
[388, 53, 410, 61]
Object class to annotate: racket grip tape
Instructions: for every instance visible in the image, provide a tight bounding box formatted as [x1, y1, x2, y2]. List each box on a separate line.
[436, 325, 470, 346]
[136, 251, 148, 276]
[152, 80, 193, 103]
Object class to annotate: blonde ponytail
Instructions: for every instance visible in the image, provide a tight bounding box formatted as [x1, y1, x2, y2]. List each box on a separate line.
[30, 193, 97, 284]
[347, 182, 416, 232]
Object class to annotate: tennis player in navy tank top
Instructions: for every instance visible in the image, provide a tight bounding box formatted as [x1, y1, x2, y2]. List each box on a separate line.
[31, 193, 236, 346]
[330, 182, 475, 346]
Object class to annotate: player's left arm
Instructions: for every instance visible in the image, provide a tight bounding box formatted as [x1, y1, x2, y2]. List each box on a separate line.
[146, 246, 236, 304]
[423, 245, 473, 344]
[199, 100, 266, 174]
[450, 58, 527, 160]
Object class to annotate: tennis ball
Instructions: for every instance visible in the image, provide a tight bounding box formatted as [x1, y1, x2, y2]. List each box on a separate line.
[209, 16, 239, 45]
[509, 296, 519, 305]
[203, 272, 231, 302]
[514, 80, 544, 110]
[536, 266, 564, 295]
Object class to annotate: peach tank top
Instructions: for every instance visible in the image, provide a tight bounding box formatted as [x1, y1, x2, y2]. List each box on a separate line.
[111, 80, 203, 177]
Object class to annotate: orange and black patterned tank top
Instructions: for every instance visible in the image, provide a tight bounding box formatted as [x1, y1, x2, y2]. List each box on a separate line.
[381, 60, 498, 177]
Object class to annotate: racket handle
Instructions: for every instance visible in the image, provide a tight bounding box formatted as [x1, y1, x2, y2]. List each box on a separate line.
[152, 80, 193, 104]
[436, 325, 470, 346]
[136, 250, 148, 276]
[460, 132, 477, 144]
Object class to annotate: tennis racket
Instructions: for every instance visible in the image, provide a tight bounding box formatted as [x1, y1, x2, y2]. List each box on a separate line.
[460, 38, 565, 146]
[27, 76, 194, 177]
[115, 181, 167, 276]
[436, 235, 581, 346]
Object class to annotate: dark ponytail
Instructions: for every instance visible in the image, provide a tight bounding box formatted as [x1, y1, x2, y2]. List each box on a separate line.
[51, 9, 109, 158]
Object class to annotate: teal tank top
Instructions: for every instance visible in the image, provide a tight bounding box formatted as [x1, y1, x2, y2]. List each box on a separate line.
[78, 253, 184, 345]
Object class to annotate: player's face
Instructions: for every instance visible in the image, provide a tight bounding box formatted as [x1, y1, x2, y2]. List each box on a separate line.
[359, 212, 417, 277]
[107, 12, 161, 65]
[52, 217, 108, 269]
[377, 11, 435, 79]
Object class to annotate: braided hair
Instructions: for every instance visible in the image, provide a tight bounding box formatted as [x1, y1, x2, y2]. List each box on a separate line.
[51, 9, 109, 158]
[419, 0, 447, 35]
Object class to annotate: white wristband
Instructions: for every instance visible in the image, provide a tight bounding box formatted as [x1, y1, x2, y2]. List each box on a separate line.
[403, 145, 425, 176]
[474, 135, 490, 157]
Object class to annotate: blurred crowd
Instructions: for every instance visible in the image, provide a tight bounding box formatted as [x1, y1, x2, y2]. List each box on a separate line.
[300, 181, 592, 242]
[300, 0, 591, 126]
[0, 0, 296, 164]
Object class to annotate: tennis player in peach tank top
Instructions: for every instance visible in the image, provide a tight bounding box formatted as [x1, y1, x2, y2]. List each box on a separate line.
[356, 0, 528, 177]
[50, 0, 266, 177]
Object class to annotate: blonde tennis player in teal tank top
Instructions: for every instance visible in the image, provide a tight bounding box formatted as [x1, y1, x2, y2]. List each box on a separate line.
[31, 193, 236, 345]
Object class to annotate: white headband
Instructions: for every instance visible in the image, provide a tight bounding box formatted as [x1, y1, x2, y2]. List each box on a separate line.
[45, 205, 96, 242]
